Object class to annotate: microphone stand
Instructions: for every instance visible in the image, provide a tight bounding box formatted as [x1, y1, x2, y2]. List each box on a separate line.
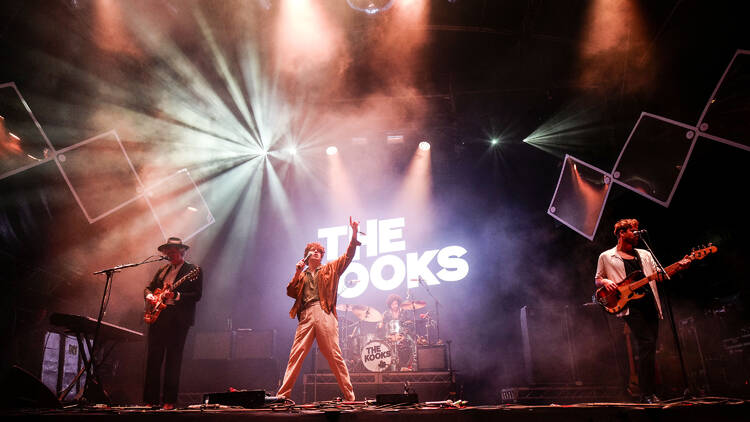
[639, 235, 692, 398]
[416, 276, 441, 343]
[405, 285, 419, 344]
[75, 256, 166, 405]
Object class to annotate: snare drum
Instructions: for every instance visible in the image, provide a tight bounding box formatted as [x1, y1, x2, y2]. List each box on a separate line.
[360, 340, 393, 372]
[386, 319, 405, 342]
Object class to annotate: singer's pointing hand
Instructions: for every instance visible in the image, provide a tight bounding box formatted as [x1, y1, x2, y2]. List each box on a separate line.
[349, 216, 359, 232]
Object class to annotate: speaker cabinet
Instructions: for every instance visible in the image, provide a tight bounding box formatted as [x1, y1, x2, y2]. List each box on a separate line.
[1, 366, 61, 409]
[417, 345, 447, 371]
[234, 329, 275, 359]
[192, 332, 232, 359]
[192, 330, 275, 360]
[520, 305, 617, 385]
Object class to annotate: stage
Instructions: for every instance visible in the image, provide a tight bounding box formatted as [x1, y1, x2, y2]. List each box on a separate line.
[3, 398, 750, 422]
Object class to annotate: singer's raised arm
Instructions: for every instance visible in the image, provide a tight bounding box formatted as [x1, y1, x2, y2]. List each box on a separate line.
[333, 217, 361, 276]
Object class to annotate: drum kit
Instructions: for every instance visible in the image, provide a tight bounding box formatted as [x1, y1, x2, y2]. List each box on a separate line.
[336, 299, 438, 372]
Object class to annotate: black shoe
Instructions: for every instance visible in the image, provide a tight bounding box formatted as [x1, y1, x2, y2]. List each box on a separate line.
[641, 394, 661, 404]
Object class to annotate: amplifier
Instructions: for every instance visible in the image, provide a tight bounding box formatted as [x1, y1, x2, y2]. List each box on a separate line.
[193, 332, 232, 359]
[234, 329, 275, 359]
[191, 329, 275, 360]
[417, 345, 447, 370]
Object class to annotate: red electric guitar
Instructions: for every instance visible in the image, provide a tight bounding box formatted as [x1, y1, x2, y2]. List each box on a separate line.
[594, 245, 717, 314]
[144, 266, 201, 324]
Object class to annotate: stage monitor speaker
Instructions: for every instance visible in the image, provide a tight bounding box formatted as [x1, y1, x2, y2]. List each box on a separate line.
[376, 393, 418, 405]
[233, 329, 275, 359]
[203, 389, 265, 408]
[417, 345, 447, 371]
[0, 366, 61, 409]
[192, 332, 232, 359]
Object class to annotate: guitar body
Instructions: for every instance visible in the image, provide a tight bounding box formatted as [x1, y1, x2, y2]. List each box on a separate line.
[594, 271, 645, 314]
[144, 287, 169, 324]
[143, 266, 201, 324]
[593, 245, 717, 314]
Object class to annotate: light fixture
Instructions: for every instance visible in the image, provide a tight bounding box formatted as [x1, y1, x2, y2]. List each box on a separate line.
[326, 146, 338, 155]
[418, 141, 430, 151]
[347, 0, 394, 15]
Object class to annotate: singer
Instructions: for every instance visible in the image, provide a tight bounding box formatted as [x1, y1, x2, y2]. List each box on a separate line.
[277, 217, 361, 402]
[594, 219, 663, 403]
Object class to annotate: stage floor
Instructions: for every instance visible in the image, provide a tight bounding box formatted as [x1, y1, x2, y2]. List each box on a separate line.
[3, 398, 750, 422]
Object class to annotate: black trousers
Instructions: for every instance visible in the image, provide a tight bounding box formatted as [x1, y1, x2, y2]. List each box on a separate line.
[624, 303, 659, 397]
[143, 312, 190, 404]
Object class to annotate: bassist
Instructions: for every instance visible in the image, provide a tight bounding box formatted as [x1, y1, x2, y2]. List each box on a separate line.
[595, 219, 665, 404]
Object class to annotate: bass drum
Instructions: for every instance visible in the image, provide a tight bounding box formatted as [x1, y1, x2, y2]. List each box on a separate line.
[360, 340, 393, 372]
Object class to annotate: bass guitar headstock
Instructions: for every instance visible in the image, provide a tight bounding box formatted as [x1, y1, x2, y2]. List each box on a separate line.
[688, 243, 718, 262]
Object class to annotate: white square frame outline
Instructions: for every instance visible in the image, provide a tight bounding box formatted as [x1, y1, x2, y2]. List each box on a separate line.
[0, 82, 215, 242]
[547, 154, 612, 241]
[548, 50, 750, 239]
[141, 168, 216, 242]
[696, 49, 750, 152]
[0, 82, 57, 180]
[55, 130, 147, 223]
[610, 112, 698, 208]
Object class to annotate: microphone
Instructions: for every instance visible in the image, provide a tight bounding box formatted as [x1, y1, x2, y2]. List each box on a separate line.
[157, 256, 170, 261]
[303, 251, 314, 265]
[633, 230, 647, 235]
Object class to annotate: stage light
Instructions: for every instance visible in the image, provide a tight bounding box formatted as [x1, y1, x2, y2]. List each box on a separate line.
[287, 147, 297, 155]
[490, 138, 499, 146]
[418, 141, 430, 151]
[326, 146, 338, 155]
[347, 0, 394, 15]
[387, 135, 404, 145]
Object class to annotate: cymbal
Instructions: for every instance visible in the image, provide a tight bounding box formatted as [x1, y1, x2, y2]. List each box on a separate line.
[336, 304, 357, 312]
[400, 300, 427, 310]
[336, 304, 383, 322]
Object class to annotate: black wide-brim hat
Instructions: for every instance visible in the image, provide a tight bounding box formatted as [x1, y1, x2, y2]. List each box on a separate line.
[158, 237, 190, 253]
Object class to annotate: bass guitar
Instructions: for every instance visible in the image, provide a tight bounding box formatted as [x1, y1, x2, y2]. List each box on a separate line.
[594, 245, 717, 314]
[144, 266, 201, 324]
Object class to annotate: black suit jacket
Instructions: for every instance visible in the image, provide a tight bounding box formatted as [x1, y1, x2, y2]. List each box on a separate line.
[145, 262, 203, 327]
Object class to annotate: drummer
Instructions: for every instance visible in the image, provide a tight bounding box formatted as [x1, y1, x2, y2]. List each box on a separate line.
[383, 294, 403, 324]
[378, 294, 408, 338]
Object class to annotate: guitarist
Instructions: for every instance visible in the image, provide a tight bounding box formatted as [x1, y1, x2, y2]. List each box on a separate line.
[595, 219, 665, 404]
[143, 237, 203, 409]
